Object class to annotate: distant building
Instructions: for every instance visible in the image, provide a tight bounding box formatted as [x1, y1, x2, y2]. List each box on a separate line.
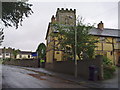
[45, 8, 120, 65]
[0, 47, 37, 60]
[0, 47, 14, 59]
[16, 51, 35, 59]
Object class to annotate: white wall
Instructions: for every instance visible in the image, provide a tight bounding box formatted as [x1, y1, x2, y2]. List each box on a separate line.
[16, 54, 33, 59]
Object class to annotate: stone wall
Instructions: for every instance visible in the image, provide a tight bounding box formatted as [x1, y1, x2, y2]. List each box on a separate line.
[45, 55, 103, 80]
[3, 59, 39, 68]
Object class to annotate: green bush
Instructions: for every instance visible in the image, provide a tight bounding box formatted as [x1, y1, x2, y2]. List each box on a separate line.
[103, 56, 116, 79]
[4, 58, 12, 61]
[103, 56, 113, 65]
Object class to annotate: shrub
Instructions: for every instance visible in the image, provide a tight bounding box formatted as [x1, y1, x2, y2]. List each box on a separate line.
[4, 58, 11, 61]
[103, 56, 116, 79]
[2, 58, 14, 64]
[103, 56, 113, 65]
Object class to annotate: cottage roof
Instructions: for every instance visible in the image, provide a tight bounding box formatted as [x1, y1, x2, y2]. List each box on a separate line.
[1, 47, 14, 53]
[89, 28, 120, 38]
[19, 51, 32, 54]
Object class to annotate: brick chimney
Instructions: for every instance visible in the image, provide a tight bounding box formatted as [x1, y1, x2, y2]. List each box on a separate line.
[97, 21, 104, 30]
[51, 15, 55, 23]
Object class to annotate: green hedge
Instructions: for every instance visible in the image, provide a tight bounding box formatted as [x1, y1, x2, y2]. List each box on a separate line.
[4, 58, 12, 61]
[103, 56, 116, 79]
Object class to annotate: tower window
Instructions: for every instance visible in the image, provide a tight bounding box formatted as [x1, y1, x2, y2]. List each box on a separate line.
[111, 51, 113, 55]
[65, 18, 69, 24]
[48, 36, 50, 43]
[56, 52, 59, 54]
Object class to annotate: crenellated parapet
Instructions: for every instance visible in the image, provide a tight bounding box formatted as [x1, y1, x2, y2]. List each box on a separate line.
[57, 8, 76, 13]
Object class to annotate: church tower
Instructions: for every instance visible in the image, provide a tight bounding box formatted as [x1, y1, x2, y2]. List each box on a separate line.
[45, 8, 76, 64]
[56, 8, 76, 25]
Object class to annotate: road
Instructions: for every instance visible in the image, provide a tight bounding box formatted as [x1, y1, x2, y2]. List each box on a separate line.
[0, 64, 2, 89]
[2, 65, 85, 88]
[118, 67, 120, 90]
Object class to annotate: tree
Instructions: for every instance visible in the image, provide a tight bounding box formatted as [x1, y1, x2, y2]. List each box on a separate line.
[36, 43, 46, 59]
[52, 18, 98, 60]
[13, 49, 20, 59]
[0, 1, 33, 45]
[102, 56, 116, 79]
[0, 28, 4, 46]
[2, 1, 33, 29]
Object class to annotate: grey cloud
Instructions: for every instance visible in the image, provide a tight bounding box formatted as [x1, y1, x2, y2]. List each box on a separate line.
[2, 2, 118, 51]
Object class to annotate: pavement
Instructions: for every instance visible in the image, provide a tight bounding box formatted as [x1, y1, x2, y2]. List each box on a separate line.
[17, 65, 119, 88]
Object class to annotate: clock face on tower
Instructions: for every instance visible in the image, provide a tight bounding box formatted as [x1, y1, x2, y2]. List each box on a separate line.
[68, 15, 73, 19]
[65, 15, 74, 25]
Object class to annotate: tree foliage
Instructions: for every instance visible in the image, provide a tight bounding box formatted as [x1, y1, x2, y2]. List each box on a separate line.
[2, 1, 33, 29]
[52, 19, 98, 60]
[36, 43, 46, 59]
[0, 28, 4, 45]
[102, 56, 116, 79]
[0, 1, 33, 45]
[13, 49, 20, 59]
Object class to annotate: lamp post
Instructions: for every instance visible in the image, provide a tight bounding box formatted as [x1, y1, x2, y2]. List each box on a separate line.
[75, 26, 77, 78]
[66, 15, 77, 78]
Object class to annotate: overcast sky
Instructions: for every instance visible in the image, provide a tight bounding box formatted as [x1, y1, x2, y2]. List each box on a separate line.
[1, 0, 119, 52]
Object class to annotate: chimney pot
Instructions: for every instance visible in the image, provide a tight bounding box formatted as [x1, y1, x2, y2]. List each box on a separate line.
[97, 21, 104, 30]
[51, 15, 55, 23]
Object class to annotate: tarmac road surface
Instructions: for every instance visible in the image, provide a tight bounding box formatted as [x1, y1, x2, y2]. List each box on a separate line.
[2, 65, 85, 88]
